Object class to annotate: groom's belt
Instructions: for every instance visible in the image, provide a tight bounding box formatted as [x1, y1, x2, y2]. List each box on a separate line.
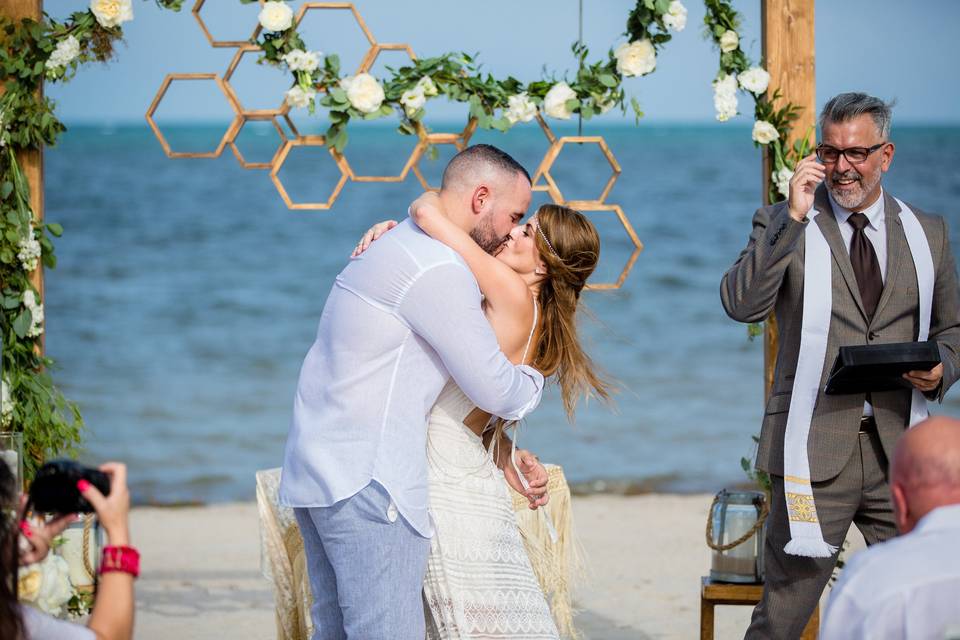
[858, 416, 877, 434]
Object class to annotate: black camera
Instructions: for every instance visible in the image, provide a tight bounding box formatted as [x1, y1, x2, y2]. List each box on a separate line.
[29, 459, 110, 514]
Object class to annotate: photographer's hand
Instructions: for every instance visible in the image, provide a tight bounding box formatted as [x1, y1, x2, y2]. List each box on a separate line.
[78, 462, 131, 545]
[17, 495, 77, 565]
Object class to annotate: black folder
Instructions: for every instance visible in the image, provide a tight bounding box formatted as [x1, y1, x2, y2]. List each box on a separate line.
[824, 340, 941, 395]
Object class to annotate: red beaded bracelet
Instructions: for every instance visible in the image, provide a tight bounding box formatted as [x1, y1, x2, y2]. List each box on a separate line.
[99, 545, 141, 578]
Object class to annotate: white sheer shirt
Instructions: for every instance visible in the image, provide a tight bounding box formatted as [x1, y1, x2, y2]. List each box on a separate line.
[830, 188, 887, 417]
[279, 219, 544, 537]
[820, 504, 960, 640]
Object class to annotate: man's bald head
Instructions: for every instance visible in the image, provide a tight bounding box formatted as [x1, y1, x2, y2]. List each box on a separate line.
[890, 416, 960, 533]
[436, 144, 532, 254]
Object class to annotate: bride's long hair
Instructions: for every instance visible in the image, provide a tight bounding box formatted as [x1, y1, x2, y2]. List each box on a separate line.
[0, 461, 24, 640]
[530, 204, 612, 418]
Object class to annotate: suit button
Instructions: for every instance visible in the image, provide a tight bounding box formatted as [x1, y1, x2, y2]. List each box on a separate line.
[386, 502, 398, 523]
[868, 331, 878, 341]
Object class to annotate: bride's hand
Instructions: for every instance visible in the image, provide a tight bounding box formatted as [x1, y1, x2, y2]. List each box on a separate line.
[410, 191, 444, 232]
[351, 220, 398, 257]
[512, 449, 549, 510]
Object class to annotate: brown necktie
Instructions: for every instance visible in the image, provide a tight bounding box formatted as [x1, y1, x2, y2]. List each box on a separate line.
[848, 212, 883, 319]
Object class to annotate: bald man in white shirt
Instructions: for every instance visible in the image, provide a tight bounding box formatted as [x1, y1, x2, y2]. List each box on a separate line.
[821, 416, 960, 639]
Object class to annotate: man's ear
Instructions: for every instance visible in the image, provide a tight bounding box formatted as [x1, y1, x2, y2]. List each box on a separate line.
[471, 185, 490, 215]
[891, 481, 910, 534]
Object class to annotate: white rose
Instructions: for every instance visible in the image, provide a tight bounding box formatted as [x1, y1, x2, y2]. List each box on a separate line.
[284, 85, 315, 109]
[416, 76, 438, 97]
[719, 30, 740, 53]
[35, 554, 73, 616]
[340, 73, 385, 114]
[543, 82, 577, 120]
[17, 230, 41, 272]
[504, 93, 537, 124]
[663, 1, 688, 32]
[18, 564, 43, 602]
[774, 166, 794, 198]
[258, 1, 293, 32]
[614, 40, 656, 77]
[752, 120, 780, 145]
[712, 73, 739, 121]
[738, 66, 770, 95]
[89, 0, 133, 29]
[400, 86, 426, 118]
[46, 35, 81, 70]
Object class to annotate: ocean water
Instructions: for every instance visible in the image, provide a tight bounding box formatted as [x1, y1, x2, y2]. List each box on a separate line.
[43, 122, 960, 504]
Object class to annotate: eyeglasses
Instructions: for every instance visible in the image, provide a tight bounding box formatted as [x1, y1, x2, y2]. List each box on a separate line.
[816, 142, 886, 164]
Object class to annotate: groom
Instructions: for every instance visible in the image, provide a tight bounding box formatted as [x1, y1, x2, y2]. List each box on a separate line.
[279, 144, 548, 639]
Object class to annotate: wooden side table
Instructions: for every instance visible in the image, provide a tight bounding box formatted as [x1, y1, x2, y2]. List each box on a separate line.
[700, 577, 819, 639]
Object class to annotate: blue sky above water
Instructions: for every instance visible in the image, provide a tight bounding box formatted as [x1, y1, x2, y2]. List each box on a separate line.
[46, 0, 960, 125]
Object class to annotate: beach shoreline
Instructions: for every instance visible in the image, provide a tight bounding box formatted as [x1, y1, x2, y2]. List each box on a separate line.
[130, 493, 865, 639]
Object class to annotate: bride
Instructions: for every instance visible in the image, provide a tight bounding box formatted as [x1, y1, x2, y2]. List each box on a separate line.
[357, 192, 610, 639]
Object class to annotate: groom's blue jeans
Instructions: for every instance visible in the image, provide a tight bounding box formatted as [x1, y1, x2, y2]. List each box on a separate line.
[294, 481, 430, 640]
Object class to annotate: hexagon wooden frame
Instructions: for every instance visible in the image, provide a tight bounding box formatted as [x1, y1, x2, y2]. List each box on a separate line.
[223, 48, 291, 118]
[293, 2, 377, 76]
[229, 115, 288, 170]
[192, 0, 263, 49]
[146, 73, 240, 159]
[411, 118, 478, 191]
[577, 204, 644, 291]
[269, 135, 350, 210]
[540, 136, 621, 207]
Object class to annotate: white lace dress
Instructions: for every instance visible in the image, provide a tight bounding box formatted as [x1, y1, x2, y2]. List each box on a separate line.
[423, 304, 559, 639]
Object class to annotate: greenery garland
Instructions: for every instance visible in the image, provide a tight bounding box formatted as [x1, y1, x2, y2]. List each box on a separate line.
[1, 0, 807, 481]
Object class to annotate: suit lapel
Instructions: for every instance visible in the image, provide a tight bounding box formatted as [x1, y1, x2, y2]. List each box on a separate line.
[812, 186, 868, 321]
[871, 192, 905, 324]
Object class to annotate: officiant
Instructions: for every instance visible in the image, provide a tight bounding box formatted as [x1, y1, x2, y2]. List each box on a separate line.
[720, 92, 960, 640]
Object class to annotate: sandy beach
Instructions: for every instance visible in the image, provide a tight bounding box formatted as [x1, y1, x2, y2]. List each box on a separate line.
[130, 493, 866, 639]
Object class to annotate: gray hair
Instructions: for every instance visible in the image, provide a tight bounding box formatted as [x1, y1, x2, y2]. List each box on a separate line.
[819, 92, 895, 139]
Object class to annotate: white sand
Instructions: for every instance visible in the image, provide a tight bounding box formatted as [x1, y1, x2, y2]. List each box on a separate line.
[130, 495, 866, 639]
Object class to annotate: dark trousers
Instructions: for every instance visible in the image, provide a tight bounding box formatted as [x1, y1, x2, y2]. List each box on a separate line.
[745, 429, 897, 639]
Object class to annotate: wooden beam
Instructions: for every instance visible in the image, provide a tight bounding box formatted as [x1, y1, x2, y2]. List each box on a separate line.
[761, 0, 816, 400]
[2, 0, 45, 352]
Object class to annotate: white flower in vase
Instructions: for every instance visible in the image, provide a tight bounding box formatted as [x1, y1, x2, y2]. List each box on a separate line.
[752, 120, 780, 145]
[738, 66, 770, 95]
[719, 30, 740, 53]
[89, 0, 133, 29]
[400, 86, 427, 118]
[19, 554, 74, 617]
[543, 82, 578, 120]
[504, 93, 537, 125]
[663, 1, 688, 32]
[340, 73, 385, 114]
[259, 1, 294, 32]
[284, 85, 315, 110]
[614, 40, 656, 77]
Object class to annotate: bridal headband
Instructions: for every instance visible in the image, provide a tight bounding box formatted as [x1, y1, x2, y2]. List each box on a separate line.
[536, 219, 560, 259]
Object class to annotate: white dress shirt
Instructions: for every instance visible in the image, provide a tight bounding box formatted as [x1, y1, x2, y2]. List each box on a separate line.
[279, 219, 544, 537]
[820, 504, 960, 640]
[830, 189, 887, 417]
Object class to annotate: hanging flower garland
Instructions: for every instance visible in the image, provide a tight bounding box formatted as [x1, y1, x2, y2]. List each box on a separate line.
[251, 0, 687, 152]
[703, 0, 813, 203]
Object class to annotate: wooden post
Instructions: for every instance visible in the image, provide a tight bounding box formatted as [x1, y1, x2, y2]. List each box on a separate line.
[761, 0, 816, 400]
[2, 0, 44, 350]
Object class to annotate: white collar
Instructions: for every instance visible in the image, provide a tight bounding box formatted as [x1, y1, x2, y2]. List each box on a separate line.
[913, 503, 960, 535]
[830, 187, 885, 231]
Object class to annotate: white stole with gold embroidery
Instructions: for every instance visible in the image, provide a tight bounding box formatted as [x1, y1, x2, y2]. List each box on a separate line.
[782, 200, 933, 558]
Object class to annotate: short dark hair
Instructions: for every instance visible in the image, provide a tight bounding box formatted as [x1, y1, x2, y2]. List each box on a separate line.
[820, 92, 895, 139]
[441, 144, 531, 190]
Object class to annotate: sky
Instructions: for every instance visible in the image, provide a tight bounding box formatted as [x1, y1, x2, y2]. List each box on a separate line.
[45, 0, 960, 125]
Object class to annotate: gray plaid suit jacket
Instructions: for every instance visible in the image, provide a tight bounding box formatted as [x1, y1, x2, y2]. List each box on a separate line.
[721, 185, 960, 481]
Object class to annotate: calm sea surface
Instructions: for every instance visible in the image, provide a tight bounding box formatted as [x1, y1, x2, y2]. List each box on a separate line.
[44, 122, 960, 504]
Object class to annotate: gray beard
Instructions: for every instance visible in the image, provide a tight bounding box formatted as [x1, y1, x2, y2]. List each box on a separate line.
[828, 171, 882, 210]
